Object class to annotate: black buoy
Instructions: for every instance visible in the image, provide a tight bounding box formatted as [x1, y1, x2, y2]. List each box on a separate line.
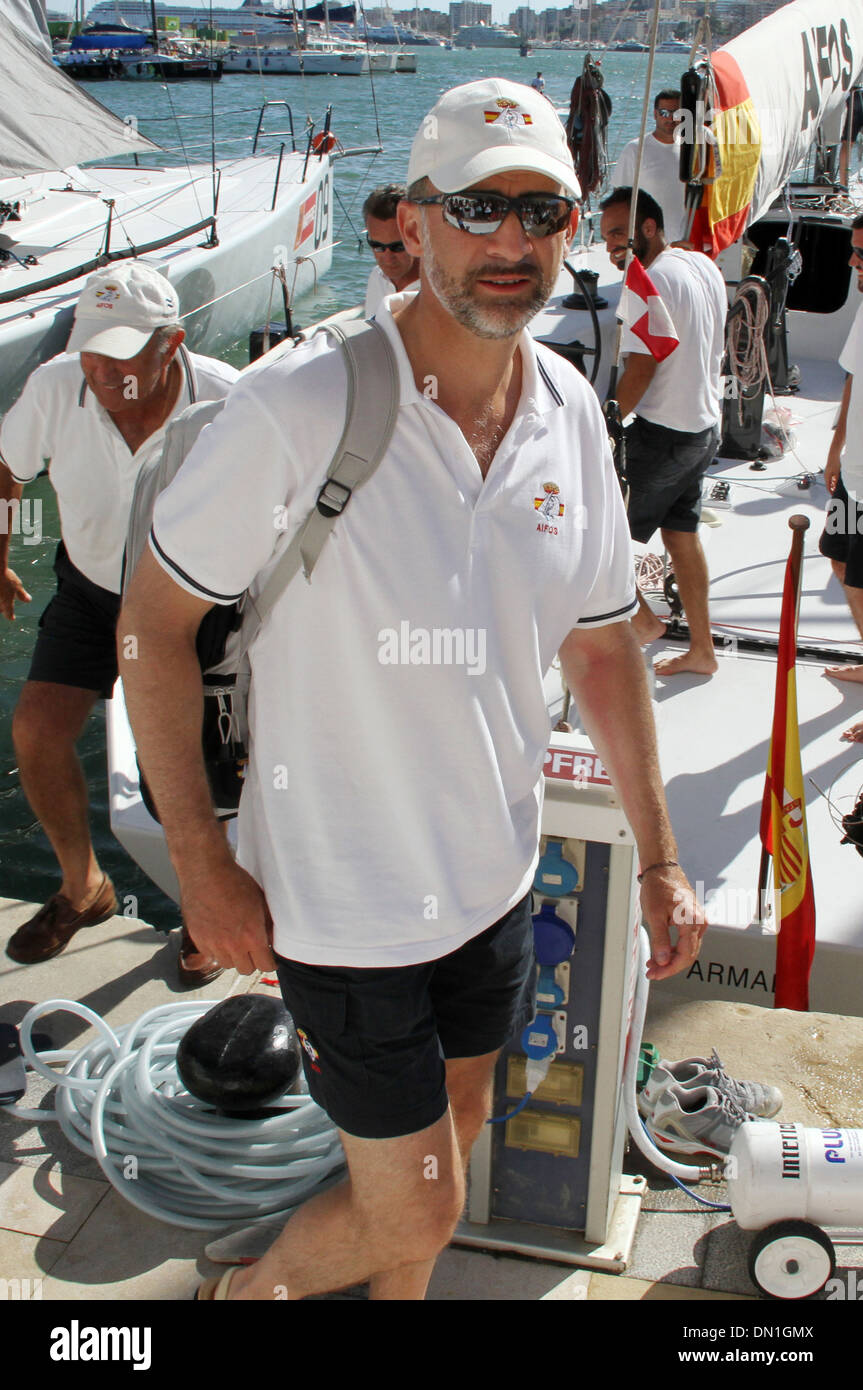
[177, 995, 302, 1115]
[249, 323, 292, 363]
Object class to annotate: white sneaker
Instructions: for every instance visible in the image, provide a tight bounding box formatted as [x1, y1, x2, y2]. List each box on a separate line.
[639, 1048, 782, 1120]
[647, 1083, 755, 1159]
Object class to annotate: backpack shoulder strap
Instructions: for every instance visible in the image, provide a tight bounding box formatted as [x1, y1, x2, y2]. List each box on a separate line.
[249, 317, 400, 629]
[123, 397, 225, 599]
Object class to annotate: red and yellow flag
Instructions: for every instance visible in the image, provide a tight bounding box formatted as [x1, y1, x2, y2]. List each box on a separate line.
[690, 50, 762, 258]
[758, 525, 815, 1010]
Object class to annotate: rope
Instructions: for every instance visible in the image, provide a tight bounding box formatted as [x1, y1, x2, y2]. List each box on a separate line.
[7, 999, 344, 1232]
[725, 278, 770, 423]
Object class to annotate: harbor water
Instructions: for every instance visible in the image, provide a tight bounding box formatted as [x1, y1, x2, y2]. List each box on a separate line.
[0, 48, 693, 930]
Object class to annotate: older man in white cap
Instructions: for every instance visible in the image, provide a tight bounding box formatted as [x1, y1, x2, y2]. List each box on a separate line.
[0, 262, 237, 980]
[121, 81, 704, 1300]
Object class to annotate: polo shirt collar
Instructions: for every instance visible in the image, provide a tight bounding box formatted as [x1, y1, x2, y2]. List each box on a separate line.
[373, 291, 565, 420]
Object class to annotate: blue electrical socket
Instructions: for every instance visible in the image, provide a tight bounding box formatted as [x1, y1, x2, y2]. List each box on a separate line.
[521, 1013, 558, 1060]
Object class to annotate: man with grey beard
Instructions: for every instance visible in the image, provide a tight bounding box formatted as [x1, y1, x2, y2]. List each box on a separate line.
[121, 79, 705, 1301]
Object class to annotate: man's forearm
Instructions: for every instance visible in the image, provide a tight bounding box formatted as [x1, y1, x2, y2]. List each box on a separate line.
[616, 357, 657, 421]
[832, 374, 852, 457]
[118, 604, 230, 879]
[560, 625, 676, 865]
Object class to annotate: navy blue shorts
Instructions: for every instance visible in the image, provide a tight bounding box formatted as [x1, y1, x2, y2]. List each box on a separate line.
[819, 473, 863, 590]
[275, 893, 537, 1140]
[625, 417, 720, 544]
[28, 543, 121, 700]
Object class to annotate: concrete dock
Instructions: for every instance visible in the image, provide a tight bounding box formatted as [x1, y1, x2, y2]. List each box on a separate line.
[1, 894, 862, 1306]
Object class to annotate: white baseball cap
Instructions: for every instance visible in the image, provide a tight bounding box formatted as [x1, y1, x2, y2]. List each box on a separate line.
[407, 79, 581, 202]
[67, 262, 181, 358]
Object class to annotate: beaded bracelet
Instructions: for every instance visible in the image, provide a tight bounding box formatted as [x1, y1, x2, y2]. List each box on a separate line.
[637, 859, 680, 883]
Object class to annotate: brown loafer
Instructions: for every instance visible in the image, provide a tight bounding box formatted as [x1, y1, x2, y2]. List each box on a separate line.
[177, 925, 225, 988]
[6, 874, 118, 965]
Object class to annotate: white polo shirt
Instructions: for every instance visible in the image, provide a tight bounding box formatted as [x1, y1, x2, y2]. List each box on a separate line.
[839, 300, 863, 501]
[612, 133, 687, 244]
[621, 247, 728, 434]
[150, 293, 638, 967]
[364, 265, 420, 318]
[0, 348, 238, 593]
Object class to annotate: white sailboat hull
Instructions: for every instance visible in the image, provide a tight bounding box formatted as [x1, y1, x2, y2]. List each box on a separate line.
[0, 150, 334, 414]
[222, 48, 368, 75]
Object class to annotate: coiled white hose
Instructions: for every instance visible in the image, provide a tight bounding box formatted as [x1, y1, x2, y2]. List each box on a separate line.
[8, 999, 345, 1231]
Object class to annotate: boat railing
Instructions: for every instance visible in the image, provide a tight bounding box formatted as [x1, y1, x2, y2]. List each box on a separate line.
[253, 100, 299, 155]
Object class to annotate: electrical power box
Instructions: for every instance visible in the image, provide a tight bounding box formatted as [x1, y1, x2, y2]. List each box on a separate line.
[454, 732, 644, 1269]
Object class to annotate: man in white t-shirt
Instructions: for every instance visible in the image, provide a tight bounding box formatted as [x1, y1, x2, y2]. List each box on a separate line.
[821, 215, 863, 702]
[600, 186, 727, 678]
[611, 89, 687, 244]
[121, 79, 705, 1301]
[0, 262, 237, 978]
[363, 184, 420, 317]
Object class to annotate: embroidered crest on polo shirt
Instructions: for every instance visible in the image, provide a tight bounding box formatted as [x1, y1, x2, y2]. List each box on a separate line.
[534, 481, 565, 536]
[297, 1027, 321, 1072]
[484, 98, 533, 128]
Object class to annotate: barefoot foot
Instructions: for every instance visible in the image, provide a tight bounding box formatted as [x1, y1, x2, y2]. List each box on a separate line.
[840, 721, 863, 742]
[824, 664, 863, 684]
[654, 650, 718, 678]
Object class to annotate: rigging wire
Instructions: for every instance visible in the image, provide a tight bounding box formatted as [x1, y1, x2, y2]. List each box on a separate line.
[357, 0, 384, 153]
[607, 0, 663, 391]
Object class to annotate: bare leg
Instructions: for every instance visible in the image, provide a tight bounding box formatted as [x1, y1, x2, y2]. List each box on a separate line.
[630, 588, 666, 646]
[367, 1050, 499, 1300]
[226, 1106, 463, 1301]
[226, 1051, 500, 1302]
[653, 530, 718, 677]
[12, 681, 108, 907]
[825, 559, 863, 683]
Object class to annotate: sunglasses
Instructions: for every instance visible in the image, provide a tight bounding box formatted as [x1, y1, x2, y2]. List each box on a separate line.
[411, 191, 576, 238]
[366, 234, 406, 253]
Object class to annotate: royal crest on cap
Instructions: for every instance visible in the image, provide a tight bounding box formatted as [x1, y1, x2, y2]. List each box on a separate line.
[94, 285, 120, 308]
[484, 98, 534, 127]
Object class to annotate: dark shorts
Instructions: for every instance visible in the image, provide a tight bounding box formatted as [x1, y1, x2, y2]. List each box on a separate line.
[625, 417, 720, 544]
[275, 893, 537, 1140]
[28, 543, 121, 700]
[819, 473, 863, 589]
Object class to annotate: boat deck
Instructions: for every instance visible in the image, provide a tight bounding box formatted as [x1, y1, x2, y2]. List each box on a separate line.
[2, 895, 861, 1308]
[535, 236, 863, 1015]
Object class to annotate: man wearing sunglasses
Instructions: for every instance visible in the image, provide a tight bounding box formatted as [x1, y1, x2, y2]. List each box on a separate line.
[612, 89, 688, 244]
[363, 184, 420, 317]
[122, 78, 704, 1300]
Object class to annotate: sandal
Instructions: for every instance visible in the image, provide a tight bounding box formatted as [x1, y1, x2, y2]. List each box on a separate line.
[195, 1266, 244, 1301]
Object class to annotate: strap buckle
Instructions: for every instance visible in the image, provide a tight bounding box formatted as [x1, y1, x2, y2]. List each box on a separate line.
[316, 479, 352, 518]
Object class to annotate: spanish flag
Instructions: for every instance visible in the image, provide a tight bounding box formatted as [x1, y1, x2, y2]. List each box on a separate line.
[690, 51, 762, 258]
[758, 519, 816, 1010]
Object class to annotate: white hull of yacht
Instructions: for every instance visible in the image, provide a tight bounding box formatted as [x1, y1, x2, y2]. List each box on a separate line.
[0, 150, 334, 414]
[222, 48, 368, 75]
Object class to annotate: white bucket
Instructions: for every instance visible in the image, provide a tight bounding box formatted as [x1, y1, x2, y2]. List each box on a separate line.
[727, 1122, 863, 1231]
